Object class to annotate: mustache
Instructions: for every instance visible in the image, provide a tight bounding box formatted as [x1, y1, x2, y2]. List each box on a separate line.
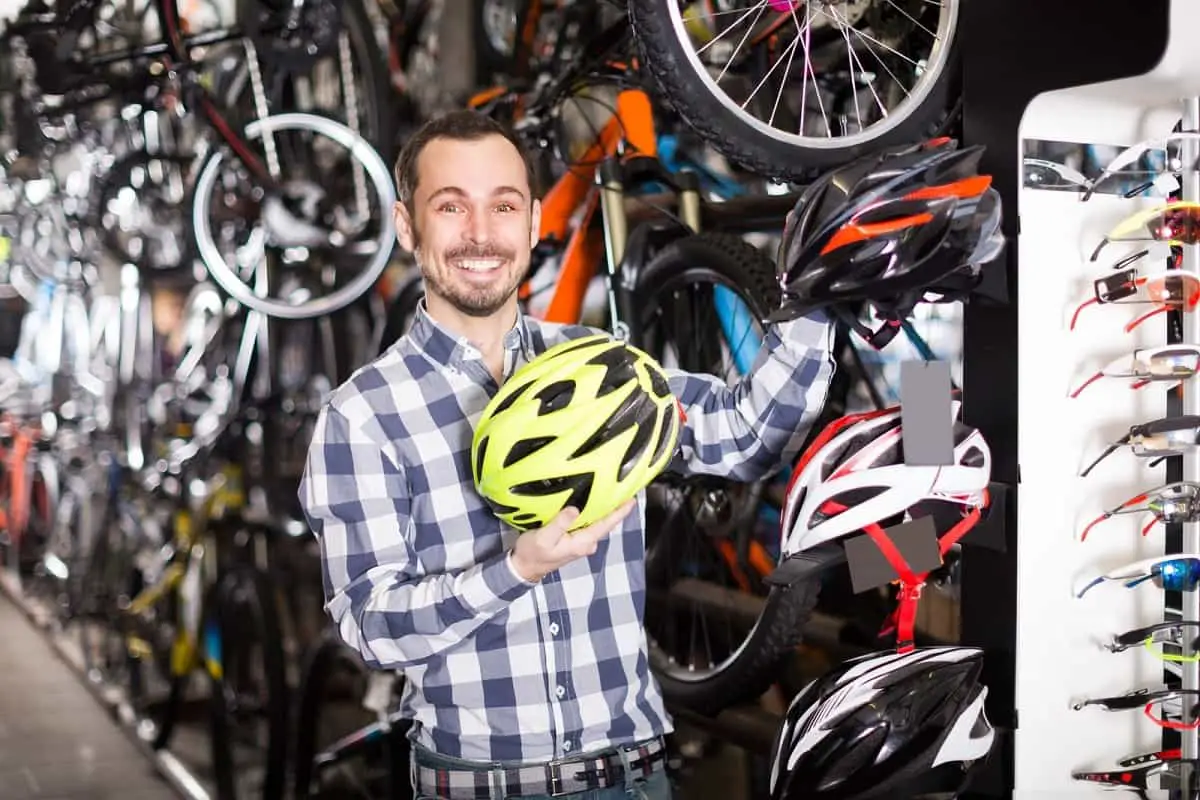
[445, 244, 515, 261]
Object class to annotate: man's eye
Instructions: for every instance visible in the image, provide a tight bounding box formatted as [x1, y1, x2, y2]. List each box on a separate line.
[496, 202, 515, 213]
[439, 203, 462, 213]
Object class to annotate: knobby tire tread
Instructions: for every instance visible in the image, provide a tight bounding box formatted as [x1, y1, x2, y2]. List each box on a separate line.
[635, 232, 823, 715]
[629, 0, 959, 181]
[207, 564, 289, 800]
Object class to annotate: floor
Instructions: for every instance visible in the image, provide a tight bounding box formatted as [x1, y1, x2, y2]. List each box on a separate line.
[0, 579, 775, 800]
[0, 595, 176, 800]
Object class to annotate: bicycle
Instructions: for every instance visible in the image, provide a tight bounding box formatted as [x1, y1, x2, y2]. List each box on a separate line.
[1, 0, 398, 323]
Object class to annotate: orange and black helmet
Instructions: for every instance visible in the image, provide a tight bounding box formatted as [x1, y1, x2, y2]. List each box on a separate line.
[772, 139, 1005, 348]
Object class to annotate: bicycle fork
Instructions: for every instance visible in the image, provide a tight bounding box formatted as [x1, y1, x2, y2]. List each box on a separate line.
[596, 155, 703, 343]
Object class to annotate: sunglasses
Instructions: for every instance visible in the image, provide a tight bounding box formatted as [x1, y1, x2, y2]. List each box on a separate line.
[1070, 264, 1200, 333]
[1108, 620, 1200, 664]
[1089, 201, 1200, 263]
[1069, 345, 1200, 398]
[1081, 132, 1200, 203]
[1076, 555, 1200, 599]
[1080, 481, 1200, 541]
[1073, 748, 1200, 791]
[1073, 686, 1200, 730]
[1023, 157, 1093, 192]
[1079, 414, 1200, 478]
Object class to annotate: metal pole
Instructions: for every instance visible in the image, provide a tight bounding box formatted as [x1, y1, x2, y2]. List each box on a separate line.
[1180, 95, 1200, 797]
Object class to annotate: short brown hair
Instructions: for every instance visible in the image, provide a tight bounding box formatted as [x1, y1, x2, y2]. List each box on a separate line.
[393, 110, 537, 213]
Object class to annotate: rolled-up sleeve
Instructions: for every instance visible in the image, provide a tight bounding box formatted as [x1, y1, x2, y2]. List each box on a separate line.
[299, 404, 533, 670]
[668, 310, 835, 482]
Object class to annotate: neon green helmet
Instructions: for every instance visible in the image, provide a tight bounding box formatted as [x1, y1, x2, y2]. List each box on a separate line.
[471, 334, 682, 532]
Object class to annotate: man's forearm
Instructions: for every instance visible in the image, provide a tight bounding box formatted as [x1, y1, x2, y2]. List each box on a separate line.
[668, 310, 836, 482]
[327, 548, 534, 670]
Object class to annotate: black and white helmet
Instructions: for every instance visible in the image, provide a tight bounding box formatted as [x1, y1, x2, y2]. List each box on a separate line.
[769, 647, 995, 800]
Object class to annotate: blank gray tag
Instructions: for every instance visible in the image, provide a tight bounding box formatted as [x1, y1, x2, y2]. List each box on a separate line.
[901, 360, 954, 466]
[844, 515, 942, 594]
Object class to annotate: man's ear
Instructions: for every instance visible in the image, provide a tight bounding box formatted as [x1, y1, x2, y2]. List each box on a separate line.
[395, 201, 416, 253]
[529, 198, 542, 250]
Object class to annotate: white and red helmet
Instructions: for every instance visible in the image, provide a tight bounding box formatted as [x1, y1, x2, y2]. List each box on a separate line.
[780, 399, 991, 557]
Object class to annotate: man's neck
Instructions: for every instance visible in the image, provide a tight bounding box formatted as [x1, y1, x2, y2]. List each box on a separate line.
[425, 295, 518, 377]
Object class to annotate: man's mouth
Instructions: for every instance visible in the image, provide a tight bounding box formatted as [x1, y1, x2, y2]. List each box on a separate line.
[454, 258, 506, 273]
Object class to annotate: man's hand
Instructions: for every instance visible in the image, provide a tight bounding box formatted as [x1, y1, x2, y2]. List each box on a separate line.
[509, 500, 637, 583]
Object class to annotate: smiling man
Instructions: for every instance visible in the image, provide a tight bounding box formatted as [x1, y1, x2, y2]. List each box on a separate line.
[299, 110, 836, 800]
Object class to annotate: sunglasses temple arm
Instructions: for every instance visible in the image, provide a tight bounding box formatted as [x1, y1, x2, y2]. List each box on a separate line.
[1080, 511, 1115, 541]
[1080, 442, 1121, 478]
[1070, 298, 1099, 331]
[1076, 575, 1108, 598]
[1124, 573, 1155, 589]
[1070, 372, 1103, 397]
[1125, 305, 1168, 333]
[1124, 180, 1156, 199]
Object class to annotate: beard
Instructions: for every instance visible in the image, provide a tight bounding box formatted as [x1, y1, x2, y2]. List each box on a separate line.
[415, 235, 525, 318]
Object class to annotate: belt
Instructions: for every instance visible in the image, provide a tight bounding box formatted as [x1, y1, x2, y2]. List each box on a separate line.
[413, 737, 668, 799]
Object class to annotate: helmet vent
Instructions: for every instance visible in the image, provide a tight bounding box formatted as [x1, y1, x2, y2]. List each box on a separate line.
[535, 380, 575, 415]
[511, 473, 595, 514]
[491, 380, 533, 416]
[644, 362, 671, 399]
[504, 436, 557, 468]
[474, 436, 489, 482]
[619, 409, 656, 482]
[571, 391, 644, 461]
[648, 404, 677, 466]
[587, 347, 637, 396]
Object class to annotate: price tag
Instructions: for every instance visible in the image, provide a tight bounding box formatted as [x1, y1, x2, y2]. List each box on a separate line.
[901, 360, 954, 466]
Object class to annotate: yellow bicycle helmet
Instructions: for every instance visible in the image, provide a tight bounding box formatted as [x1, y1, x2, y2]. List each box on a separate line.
[471, 333, 682, 532]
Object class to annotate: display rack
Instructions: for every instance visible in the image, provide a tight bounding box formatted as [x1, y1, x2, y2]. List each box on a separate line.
[1179, 100, 1200, 789]
[955, 1, 1200, 797]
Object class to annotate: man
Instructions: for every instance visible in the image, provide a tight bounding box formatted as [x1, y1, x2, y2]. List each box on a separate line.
[299, 110, 835, 800]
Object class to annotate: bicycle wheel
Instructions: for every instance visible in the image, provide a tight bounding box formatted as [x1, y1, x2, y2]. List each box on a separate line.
[629, 0, 960, 179]
[235, 0, 395, 158]
[634, 232, 822, 715]
[206, 561, 290, 800]
[293, 630, 412, 800]
[190, 112, 396, 320]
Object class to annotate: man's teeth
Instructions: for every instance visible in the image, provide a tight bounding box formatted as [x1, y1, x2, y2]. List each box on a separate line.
[457, 259, 504, 272]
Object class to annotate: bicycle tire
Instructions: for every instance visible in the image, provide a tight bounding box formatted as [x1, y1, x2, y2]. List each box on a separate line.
[206, 562, 290, 800]
[293, 629, 413, 799]
[634, 232, 823, 715]
[235, 0, 394, 158]
[628, 0, 960, 179]
[190, 111, 397, 320]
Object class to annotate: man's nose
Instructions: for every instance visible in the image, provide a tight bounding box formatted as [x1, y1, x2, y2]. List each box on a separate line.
[465, 208, 490, 243]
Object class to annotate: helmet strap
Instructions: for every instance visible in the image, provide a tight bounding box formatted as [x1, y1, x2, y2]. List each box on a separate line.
[834, 306, 903, 350]
[821, 500, 985, 652]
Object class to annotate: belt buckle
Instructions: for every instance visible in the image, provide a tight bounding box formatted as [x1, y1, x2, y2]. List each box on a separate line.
[546, 762, 572, 797]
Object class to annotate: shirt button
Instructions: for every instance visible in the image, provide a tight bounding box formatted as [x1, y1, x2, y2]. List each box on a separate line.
[555, 685, 566, 699]
[549, 622, 560, 636]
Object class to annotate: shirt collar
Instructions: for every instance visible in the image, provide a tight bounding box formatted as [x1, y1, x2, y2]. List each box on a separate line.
[408, 297, 537, 367]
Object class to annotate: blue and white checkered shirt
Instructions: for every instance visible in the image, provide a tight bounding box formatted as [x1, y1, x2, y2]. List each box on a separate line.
[299, 300, 834, 763]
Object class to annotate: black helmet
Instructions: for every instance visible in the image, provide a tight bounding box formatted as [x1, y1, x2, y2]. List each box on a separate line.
[768, 646, 995, 800]
[772, 139, 1005, 348]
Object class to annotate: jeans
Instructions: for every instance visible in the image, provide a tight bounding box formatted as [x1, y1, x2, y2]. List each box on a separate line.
[411, 743, 674, 800]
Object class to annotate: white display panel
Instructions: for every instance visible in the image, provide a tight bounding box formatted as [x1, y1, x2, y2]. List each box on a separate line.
[1015, 3, 1200, 791]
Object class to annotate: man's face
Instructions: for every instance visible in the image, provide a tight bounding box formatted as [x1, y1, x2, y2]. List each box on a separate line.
[395, 134, 539, 318]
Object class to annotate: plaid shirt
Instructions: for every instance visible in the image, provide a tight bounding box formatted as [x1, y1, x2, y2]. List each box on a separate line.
[299, 300, 834, 763]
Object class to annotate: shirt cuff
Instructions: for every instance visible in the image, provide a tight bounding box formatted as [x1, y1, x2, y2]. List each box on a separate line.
[775, 307, 834, 350]
[460, 550, 536, 615]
